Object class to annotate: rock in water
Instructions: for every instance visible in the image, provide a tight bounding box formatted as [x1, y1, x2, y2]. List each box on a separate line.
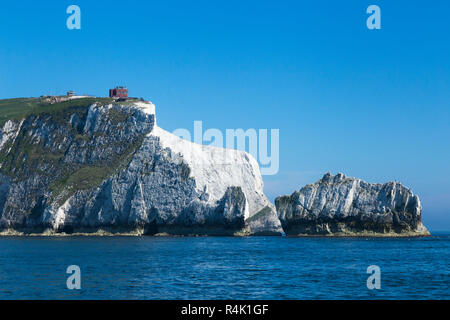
[275, 173, 429, 236]
[0, 98, 282, 236]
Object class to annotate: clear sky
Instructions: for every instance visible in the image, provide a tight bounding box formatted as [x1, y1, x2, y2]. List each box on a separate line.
[0, 1, 449, 231]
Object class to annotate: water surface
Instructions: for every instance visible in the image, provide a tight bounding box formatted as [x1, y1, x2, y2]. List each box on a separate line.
[0, 234, 448, 299]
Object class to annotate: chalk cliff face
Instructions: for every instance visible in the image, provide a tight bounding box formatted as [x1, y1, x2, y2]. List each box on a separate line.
[0, 98, 282, 235]
[0, 97, 430, 237]
[275, 173, 429, 236]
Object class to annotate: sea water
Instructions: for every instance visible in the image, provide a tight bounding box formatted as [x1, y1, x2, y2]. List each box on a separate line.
[0, 234, 448, 299]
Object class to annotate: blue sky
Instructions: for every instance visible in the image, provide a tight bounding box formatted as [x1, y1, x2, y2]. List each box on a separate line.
[0, 1, 449, 231]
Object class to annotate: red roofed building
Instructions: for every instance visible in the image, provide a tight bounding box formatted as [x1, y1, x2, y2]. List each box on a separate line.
[109, 86, 128, 99]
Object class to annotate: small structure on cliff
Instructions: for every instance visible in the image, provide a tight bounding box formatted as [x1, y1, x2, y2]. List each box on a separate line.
[109, 86, 128, 99]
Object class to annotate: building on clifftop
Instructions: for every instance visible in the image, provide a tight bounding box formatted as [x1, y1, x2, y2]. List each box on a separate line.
[109, 86, 128, 99]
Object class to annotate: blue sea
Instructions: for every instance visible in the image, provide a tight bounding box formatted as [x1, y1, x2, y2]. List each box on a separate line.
[0, 234, 448, 299]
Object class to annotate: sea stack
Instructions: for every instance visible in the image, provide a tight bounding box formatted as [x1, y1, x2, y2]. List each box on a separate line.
[275, 173, 430, 237]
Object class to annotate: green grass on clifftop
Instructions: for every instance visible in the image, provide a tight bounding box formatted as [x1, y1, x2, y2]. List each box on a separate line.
[0, 97, 115, 126]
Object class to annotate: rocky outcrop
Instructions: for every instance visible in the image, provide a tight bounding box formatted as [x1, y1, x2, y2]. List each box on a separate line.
[275, 173, 429, 236]
[0, 98, 282, 236]
[0, 97, 430, 237]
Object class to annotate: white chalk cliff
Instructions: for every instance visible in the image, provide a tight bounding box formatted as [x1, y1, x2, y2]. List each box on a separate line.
[0, 99, 282, 235]
[275, 173, 429, 236]
[0, 97, 429, 236]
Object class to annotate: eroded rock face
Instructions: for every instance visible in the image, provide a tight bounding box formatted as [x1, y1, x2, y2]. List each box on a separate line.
[0, 98, 429, 237]
[275, 173, 429, 236]
[0, 99, 282, 236]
